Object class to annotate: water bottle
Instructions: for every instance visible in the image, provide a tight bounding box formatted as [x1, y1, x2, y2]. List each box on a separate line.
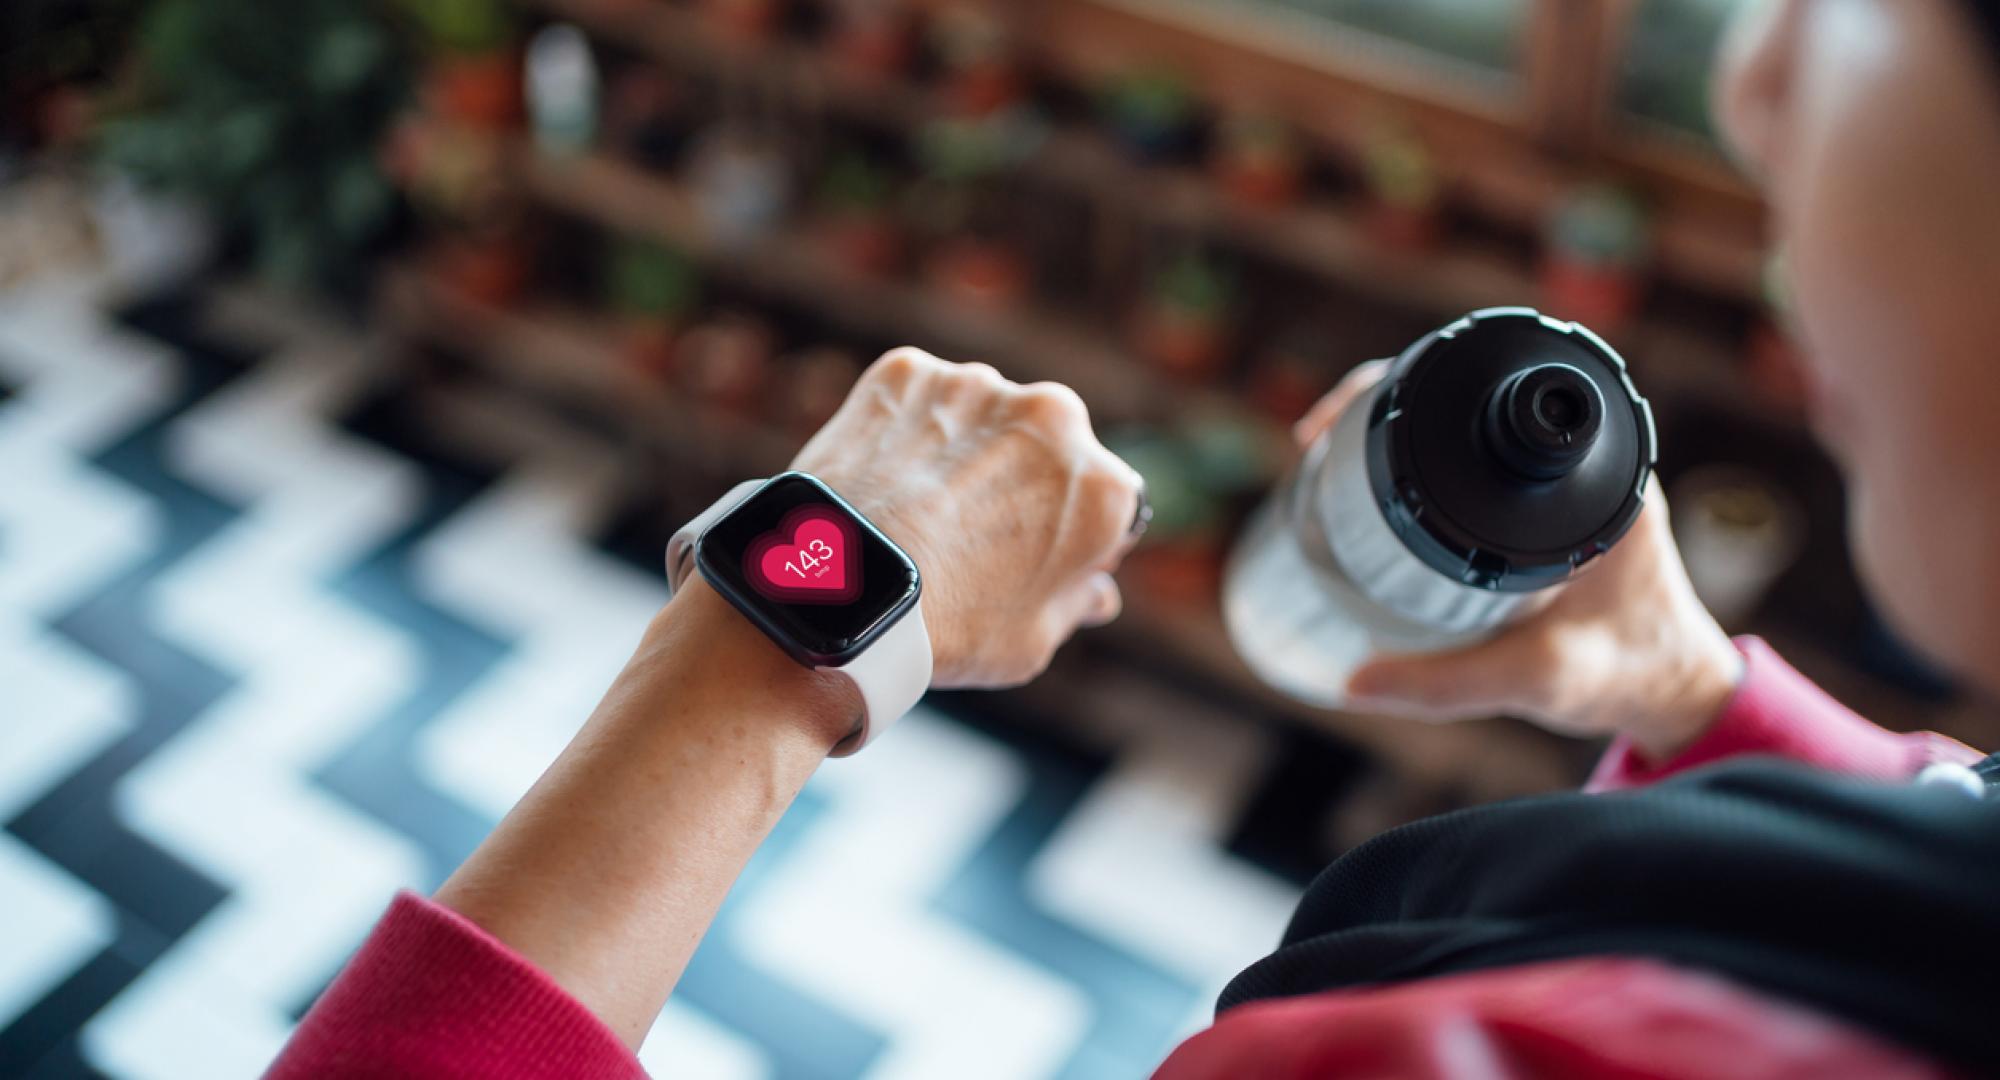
[1223, 307, 1656, 707]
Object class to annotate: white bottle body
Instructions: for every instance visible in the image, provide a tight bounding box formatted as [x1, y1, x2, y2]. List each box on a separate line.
[1222, 384, 1548, 707]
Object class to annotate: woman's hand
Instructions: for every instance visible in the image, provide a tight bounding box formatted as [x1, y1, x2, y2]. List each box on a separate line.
[791, 348, 1145, 688]
[1301, 362, 1745, 761]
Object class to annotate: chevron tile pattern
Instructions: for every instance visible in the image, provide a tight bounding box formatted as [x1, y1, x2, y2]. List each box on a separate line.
[0, 277, 1378, 1080]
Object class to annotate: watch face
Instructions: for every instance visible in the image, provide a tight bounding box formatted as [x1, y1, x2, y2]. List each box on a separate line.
[697, 473, 921, 665]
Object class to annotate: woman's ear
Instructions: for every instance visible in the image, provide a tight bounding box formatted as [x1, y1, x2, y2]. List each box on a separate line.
[1714, 0, 1805, 180]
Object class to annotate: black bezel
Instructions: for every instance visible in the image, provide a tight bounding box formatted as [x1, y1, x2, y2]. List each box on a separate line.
[695, 472, 922, 667]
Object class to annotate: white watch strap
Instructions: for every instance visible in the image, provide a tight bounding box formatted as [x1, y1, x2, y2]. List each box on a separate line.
[832, 599, 929, 756]
[664, 478, 932, 756]
[664, 480, 761, 599]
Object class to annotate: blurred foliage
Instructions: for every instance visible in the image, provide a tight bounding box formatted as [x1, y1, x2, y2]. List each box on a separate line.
[1098, 68, 1196, 133]
[608, 238, 701, 320]
[817, 150, 894, 213]
[1149, 253, 1235, 318]
[1098, 67, 1197, 158]
[1104, 431, 1223, 539]
[915, 109, 1045, 183]
[1361, 124, 1440, 209]
[1547, 184, 1650, 268]
[95, 0, 411, 289]
[399, 0, 517, 57]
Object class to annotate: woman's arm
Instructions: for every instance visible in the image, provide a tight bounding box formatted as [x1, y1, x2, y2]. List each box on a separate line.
[268, 348, 1144, 1073]
[431, 575, 859, 1044]
[1584, 635, 1983, 791]
[267, 581, 844, 1078]
[1294, 363, 1982, 785]
[1294, 362, 1743, 761]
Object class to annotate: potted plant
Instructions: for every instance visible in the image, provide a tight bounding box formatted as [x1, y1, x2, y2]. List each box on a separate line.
[404, 0, 520, 131]
[607, 237, 700, 378]
[1541, 183, 1651, 335]
[702, 0, 786, 43]
[382, 118, 532, 306]
[94, 0, 409, 293]
[810, 150, 904, 278]
[1246, 326, 1336, 424]
[676, 314, 777, 414]
[926, 232, 1030, 310]
[1099, 67, 1198, 163]
[779, 346, 864, 437]
[912, 110, 1044, 311]
[1213, 113, 1304, 209]
[825, 0, 913, 78]
[1132, 253, 1236, 381]
[1101, 427, 1229, 608]
[1360, 123, 1443, 252]
[930, 7, 1022, 118]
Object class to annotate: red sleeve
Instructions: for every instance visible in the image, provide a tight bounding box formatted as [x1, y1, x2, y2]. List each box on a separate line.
[265, 891, 644, 1080]
[1153, 957, 1958, 1080]
[1586, 637, 1981, 793]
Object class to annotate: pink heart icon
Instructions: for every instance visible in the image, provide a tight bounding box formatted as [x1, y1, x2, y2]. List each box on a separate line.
[746, 506, 862, 604]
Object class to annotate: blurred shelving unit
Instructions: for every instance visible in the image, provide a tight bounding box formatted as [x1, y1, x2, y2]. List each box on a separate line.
[380, 257, 1579, 797]
[378, 260, 799, 471]
[519, 0, 1794, 437]
[378, 0, 1959, 800]
[508, 139, 1203, 421]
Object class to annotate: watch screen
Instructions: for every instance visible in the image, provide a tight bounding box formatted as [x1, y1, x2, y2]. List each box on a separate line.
[698, 473, 921, 663]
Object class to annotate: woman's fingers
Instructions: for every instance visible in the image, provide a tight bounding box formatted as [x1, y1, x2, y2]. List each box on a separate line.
[1293, 359, 1389, 449]
[1342, 625, 1553, 722]
[1065, 572, 1124, 630]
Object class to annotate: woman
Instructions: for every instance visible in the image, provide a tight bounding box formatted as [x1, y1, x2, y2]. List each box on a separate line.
[269, 0, 2000, 1076]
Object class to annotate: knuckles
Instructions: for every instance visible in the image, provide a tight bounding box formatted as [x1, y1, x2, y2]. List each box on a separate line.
[1015, 382, 1091, 430]
[952, 361, 1007, 389]
[1077, 465, 1139, 541]
[865, 347, 940, 390]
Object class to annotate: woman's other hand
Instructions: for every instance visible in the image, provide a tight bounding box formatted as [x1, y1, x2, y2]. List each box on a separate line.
[791, 348, 1144, 688]
[1300, 362, 1745, 761]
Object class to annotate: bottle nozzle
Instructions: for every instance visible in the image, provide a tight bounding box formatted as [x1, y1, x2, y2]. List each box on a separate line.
[1484, 363, 1603, 482]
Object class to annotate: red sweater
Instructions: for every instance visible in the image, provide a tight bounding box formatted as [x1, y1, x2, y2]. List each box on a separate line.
[267, 639, 1981, 1079]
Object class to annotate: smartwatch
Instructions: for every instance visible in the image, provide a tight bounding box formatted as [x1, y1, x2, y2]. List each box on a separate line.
[664, 472, 930, 755]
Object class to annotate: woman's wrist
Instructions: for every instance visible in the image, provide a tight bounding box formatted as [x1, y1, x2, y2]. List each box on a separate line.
[433, 575, 865, 1044]
[1625, 624, 1746, 763]
[639, 575, 865, 754]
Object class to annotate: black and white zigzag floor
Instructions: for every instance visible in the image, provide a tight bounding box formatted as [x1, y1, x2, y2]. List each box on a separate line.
[0, 275, 1381, 1079]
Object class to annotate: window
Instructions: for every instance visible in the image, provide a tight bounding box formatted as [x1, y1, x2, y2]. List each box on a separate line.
[1105, 0, 1531, 94]
[1259, 0, 1529, 78]
[1616, 0, 1750, 144]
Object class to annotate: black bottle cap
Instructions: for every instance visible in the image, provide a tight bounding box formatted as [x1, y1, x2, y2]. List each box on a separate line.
[1365, 308, 1656, 592]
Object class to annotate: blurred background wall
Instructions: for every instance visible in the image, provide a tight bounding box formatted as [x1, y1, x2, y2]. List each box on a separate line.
[3, 1, 1995, 1077]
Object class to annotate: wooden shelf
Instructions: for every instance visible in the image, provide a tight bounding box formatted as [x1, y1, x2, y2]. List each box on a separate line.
[509, 140, 1268, 430]
[533, 0, 931, 129]
[1045, 0, 1767, 289]
[1029, 129, 1531, 317]
[525, 0, 1766, 310]
[521, 0, 1795, 438]
[378, 260, 799, 472]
